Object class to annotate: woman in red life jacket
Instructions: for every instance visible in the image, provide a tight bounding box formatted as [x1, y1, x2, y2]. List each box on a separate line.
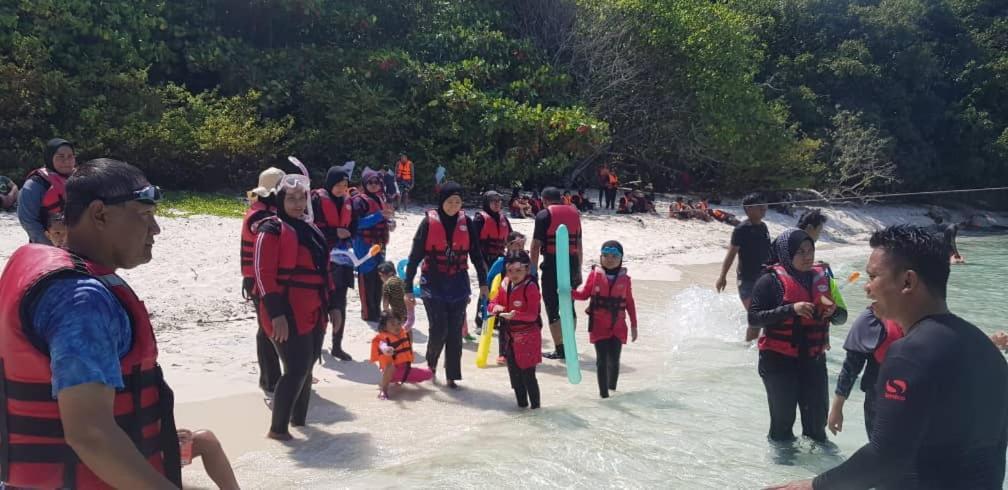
[828, 306, 903, 438]
[311, 165, 358, 361]
[472, 190, 512, 334]
[351, 168, 395, 323]
[489, 250, 543, 408]
[404, 182, 489, 389]
[572, 240, 638, 398]
[253, 173, 337, 441]
[747, 229, 848, 443]
[17, 138, 76, 244]
[242, 167, 284, 394]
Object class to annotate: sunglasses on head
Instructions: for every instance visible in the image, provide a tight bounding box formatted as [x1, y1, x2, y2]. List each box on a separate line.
[101, 185, 162, 205]
[601, 246, 622, 258]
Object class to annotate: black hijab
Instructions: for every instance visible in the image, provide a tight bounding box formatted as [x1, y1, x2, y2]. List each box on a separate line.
[276, 188, 328, 272]
[45, 138, 74, 176]
[773, 228, 814, 289]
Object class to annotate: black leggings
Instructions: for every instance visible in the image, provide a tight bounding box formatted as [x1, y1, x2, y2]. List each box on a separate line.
[270, 325, 321, 435]
[506, 346, 540, 408]
[605, 188, 617, 209]
[424, 298, 467, 381]
[358, 268, 382, 322]
[594, 337, 623, 398]
[863, 388, 877, 439]
[758, 350, 829, 442]
[254, 298, 280, 392]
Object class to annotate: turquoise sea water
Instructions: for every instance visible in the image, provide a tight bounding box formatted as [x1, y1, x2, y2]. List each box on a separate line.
[321, 235, 1008, 489]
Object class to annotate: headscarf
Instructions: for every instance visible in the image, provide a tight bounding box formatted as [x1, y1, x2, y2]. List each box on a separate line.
[45, 138, 74, 175]
[773, 228, 814, 289]
[276, 186, 328, 272]
[482, 190, 502, 216]
[600, 239, 624, 273]
[438, 182, 463, 214]
[325, 165, 349, 192]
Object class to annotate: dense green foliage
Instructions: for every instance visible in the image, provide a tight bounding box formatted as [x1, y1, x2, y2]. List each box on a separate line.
[1, 0, 1004, 195]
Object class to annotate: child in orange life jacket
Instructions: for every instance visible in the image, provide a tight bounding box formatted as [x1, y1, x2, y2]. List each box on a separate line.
[370, 310, 432, 400]
[44, 212, 67, 248]
[489, 250, 543, 409]
[572, 240, 638, 399]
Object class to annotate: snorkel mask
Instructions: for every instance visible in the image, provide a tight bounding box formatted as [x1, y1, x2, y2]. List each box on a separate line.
[277, 156, 314, 223]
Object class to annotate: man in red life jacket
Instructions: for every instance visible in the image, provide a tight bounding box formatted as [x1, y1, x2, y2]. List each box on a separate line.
[530, 186, 583, 360]
[0, 158, 181, 489]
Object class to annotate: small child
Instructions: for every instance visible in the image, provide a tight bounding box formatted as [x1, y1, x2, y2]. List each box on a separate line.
[572, 240, 638, 399]
[494, 231, 528, 364]
[44, 213, 67, 248]
[377, 261, 413, 330]
[489, 250, 543, 409]
[370, 311, 432, 400]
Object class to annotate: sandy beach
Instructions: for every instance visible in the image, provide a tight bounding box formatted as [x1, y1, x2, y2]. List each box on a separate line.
[0, 199, 1001, 488]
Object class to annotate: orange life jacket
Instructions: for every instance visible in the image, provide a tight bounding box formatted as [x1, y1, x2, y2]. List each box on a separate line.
[370, 330, 413, 368]
[757, 264, 832, 358]
[608, 173, 618, 187]
[24, 167, 67, 222]
[874, 319, 905, 364]
[477, 210, 510, 261]
[584, 266, 631, 343]
[544, 204, 581, 256]
[0, 245, 180, 489]
[422, 210, 471, 276]
[395, 160, 413, 181]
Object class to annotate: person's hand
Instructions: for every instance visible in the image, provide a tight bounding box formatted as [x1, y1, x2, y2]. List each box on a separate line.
[793, 302, 815, 319]
[822, 303, 837, 319]
[991, 331, 1008, 351]
[715, 275, 727, 293]
[764, 480, 813, 490]
[336, 228, 352, 239]
[329, 309, 342, 333]
[271, 316, 289, 343]
[491, 305, 506, 314]
[479, 285, 489, 300]
[828, 407, 843, 435]
[381, 205, 395, 219]
[405, 294, 416, 307]
[499, 311, 515, 320]
[379, 341, 393, 355]
[177, 429, 193, 442]
[631, 326, 638, 342]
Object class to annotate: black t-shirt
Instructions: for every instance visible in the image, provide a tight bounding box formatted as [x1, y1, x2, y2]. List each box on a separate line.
[730, 220, 770, 282]
[814, 313, 1008, 489]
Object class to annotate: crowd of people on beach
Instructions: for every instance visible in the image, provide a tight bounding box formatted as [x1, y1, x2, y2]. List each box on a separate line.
[1, 138, 1006, 489]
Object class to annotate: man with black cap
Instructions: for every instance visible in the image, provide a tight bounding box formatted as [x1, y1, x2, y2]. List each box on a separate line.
[312, 165, 359, 360]
[18, 137, 77, 244]
[471, 190, 512, 334]
[405, 182, 489, 388]
[530, 186, 583, 360]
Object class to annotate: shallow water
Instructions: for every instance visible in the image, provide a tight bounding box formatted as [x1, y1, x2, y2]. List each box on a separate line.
[329, 235, 1008, 489]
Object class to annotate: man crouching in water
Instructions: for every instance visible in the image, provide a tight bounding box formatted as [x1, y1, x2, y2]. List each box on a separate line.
[0, 159, 182, 489]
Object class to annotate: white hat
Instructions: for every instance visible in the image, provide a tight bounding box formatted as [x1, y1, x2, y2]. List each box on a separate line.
[247, 167, 285, 200]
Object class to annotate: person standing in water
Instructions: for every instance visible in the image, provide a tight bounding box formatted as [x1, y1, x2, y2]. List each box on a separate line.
[471, 190, 512, 332]
[405, 182, 489, 388]
[769, 225, 1008, 490]
[311, 165, 358, 361]
[572, 240, 638, 399]
[827, 306, 903, 438]
[716, 193, 770, 324]
[530, 186, 583, 360]
[352, 168, 395, 323]
[490, 250, 543, 409]
[253, 173, 336, 440]
[18, 138, 77, 244]
[748, 229, 847, 443]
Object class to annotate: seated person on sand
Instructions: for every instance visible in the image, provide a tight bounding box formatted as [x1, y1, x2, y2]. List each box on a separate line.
[178, 428, 240, 490]
[617, 191, 634, 214]
[689, 199, 712, 222]
[516, 196, 535, 218]
[670, 196, 690, 219]
[0, 175, 18, 211]
[632, 191, 655, 214]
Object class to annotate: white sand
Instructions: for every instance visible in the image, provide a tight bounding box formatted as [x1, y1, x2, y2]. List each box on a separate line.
[0, 200, 1002, 488]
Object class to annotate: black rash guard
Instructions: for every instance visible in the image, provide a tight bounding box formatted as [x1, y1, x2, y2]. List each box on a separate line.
[814, 313, 1008, 490]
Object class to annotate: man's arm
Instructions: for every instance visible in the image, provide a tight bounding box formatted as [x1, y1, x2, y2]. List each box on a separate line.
[59, 384, 176, 490]
[716, 246, 739, 292]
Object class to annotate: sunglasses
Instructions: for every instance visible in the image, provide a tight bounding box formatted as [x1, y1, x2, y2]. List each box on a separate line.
[366, 178, 383, 185]
[101, 185, 162, 205]
[506, 265, 528, 272]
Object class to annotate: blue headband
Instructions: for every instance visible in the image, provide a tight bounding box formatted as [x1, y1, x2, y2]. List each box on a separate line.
[601, 246, 623, 258]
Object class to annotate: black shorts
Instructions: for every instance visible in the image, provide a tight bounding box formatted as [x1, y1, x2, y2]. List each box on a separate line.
[540, 265, 577, 324]
[737, 278, 756, 302]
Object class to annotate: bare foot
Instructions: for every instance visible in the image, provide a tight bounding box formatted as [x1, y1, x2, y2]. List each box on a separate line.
[266, 431, 293, 441]
[312, 376, 320, 384]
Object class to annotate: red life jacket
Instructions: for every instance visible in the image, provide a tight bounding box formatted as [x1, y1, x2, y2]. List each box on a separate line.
[584, 266, 631, 344]
[311, 189, 353, 250]
[253, 217, 330, 336]
[757, 264, 832, 358]
[499, 277, 542, 369]
[544, 204, 582, 255]
[0, 245, 180, 489]
[25, 167, 67, 222]
[477, 210, 510, 260]
[873, 319, 905, 364]
[240, 200, 274, 279]
[422, 210, 471, 276]
[353, 192, 389, 246]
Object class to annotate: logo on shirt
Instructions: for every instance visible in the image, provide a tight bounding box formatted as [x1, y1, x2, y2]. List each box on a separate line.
[459, 225, 468, 231]
[513, 300, 524, 308]
[884, 378, 908, 401]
